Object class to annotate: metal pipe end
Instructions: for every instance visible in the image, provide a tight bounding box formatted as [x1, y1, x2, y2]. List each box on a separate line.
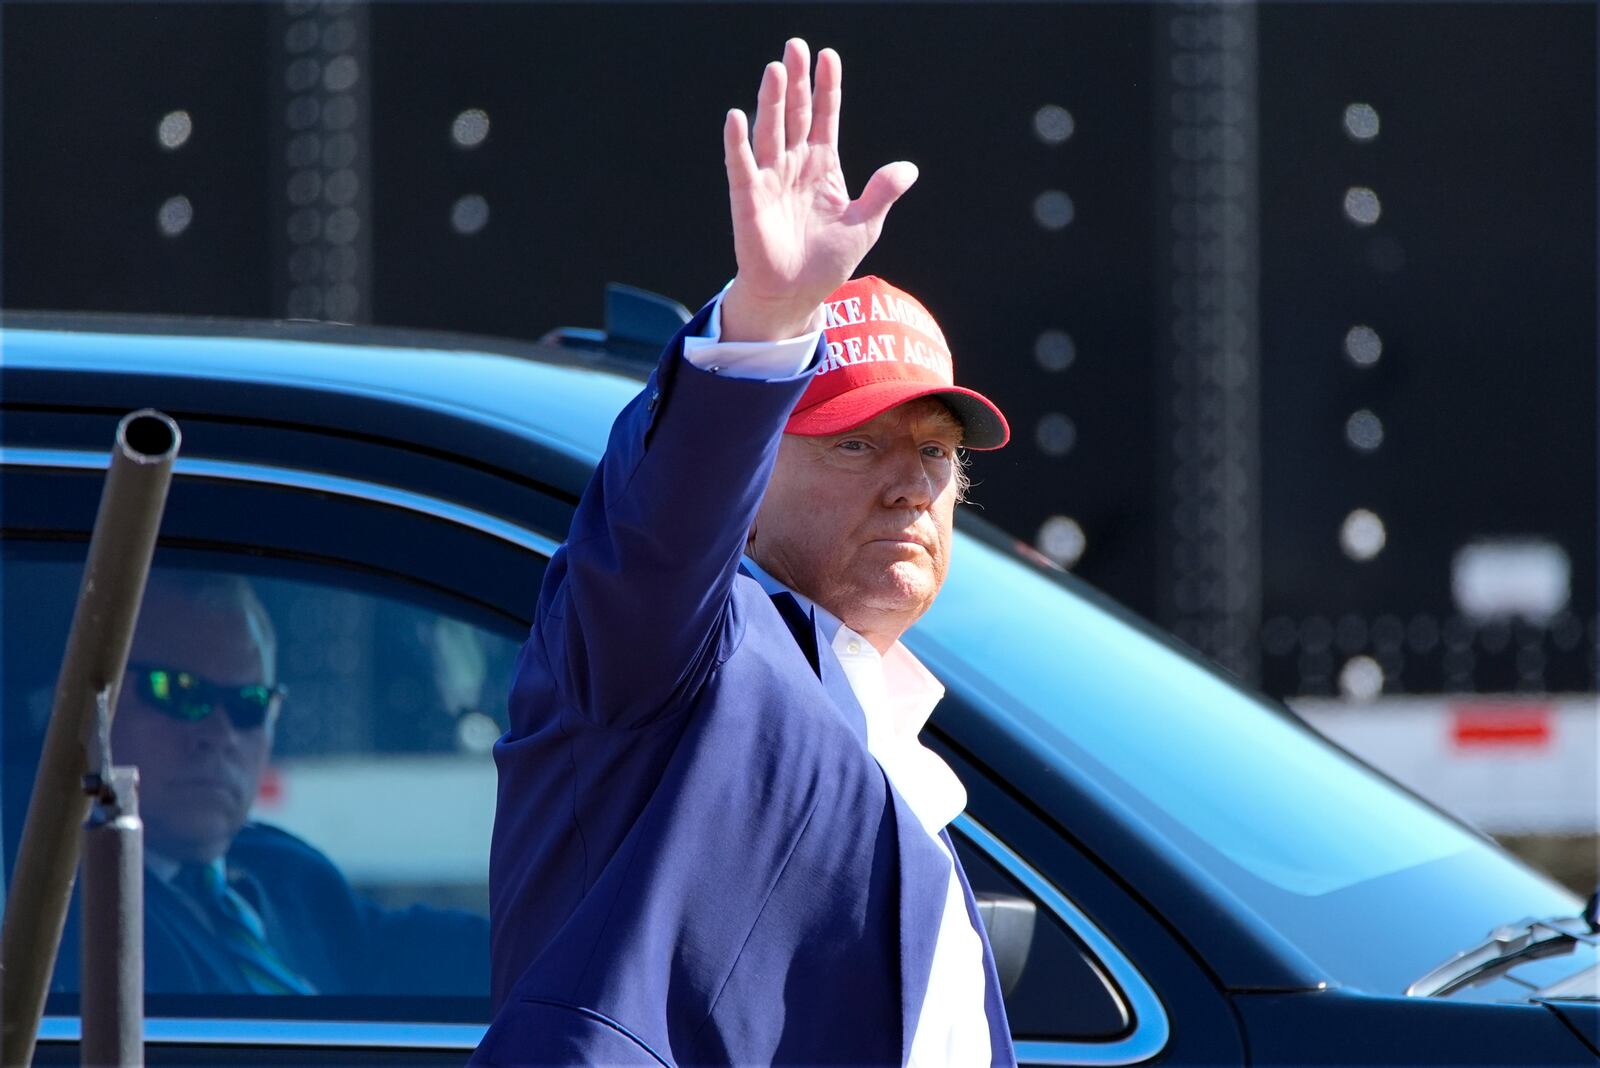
[116, 409, 181, 464]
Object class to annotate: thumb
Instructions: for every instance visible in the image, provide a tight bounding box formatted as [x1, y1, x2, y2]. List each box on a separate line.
[852, 161, 919, 226]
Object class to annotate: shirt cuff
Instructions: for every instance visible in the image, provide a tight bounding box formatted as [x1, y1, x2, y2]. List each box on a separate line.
[681, 288, 824, 381]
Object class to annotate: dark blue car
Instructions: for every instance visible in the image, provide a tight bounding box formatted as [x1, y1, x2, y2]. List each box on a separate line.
[2, 306, 1595, 1065]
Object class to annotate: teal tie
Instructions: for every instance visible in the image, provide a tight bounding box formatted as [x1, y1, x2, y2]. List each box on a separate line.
[180, 862, 317, 995]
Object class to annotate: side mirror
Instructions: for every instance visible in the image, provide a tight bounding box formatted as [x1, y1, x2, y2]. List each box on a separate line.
[604, 283, 692, 350]
[541, 283, 692, 364]
[974, 892, 1037, 997]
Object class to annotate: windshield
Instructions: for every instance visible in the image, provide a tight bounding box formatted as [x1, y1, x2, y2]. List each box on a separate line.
[916, 522, 1582, 994]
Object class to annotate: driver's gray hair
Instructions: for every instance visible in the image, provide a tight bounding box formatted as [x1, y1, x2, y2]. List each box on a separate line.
[140, 570, 278, 682]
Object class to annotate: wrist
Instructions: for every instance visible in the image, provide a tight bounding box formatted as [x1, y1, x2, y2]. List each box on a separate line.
[719, 279, 823, 342]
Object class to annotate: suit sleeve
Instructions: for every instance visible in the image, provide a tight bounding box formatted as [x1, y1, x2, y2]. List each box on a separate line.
[524, 300, 819, 730]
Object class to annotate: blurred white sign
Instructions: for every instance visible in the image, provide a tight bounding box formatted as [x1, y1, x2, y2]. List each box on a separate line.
[1295, 696, 1598, 835]
[1452, 539, 1570, 623]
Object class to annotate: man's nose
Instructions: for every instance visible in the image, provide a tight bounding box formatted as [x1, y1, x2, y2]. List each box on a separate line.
[190, 703, 244, 747]
[881, 445, 934, 509]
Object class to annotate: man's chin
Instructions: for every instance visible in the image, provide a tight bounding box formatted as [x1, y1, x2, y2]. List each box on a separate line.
[856, 564, 939, 615]
[149, 817, 245, 864]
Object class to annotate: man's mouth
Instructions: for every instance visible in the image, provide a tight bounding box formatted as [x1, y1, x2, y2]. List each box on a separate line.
[173, 773, 241, 796]
[867, 536, 930, 554]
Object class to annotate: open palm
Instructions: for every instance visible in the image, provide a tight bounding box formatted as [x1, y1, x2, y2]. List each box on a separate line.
[720, 40, 917, 342]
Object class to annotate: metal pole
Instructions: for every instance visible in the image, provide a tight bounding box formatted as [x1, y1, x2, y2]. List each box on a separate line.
[80, 765, 142, 1068]
[1, 410, 179, 1067]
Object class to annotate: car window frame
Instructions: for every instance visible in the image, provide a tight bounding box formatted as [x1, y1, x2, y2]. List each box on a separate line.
[954, 813, 1171, 1066]
[4, 446, 541, 1049]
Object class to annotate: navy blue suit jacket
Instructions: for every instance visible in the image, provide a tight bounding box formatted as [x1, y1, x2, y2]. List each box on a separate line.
[55, 822, 487, 996]
[476, 308, 1015, 1066]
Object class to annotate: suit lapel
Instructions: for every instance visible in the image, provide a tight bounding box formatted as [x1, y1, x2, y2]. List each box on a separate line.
[766, 581, 949, 1065]
[145, 873, 250, 993]
[767, 590, 868, 747]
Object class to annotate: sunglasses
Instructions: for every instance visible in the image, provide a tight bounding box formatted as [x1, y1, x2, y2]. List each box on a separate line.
[127, 661, 286, 730]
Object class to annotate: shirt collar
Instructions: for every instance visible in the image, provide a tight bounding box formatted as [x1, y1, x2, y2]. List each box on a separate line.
[742, 556, 945, 738]
[145, 848, 226, 885]
[743, 556, 842, 642]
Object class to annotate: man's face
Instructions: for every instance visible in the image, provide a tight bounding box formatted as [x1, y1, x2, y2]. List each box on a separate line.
[112, 581, 276, 864]
[752, 397, 963, 647]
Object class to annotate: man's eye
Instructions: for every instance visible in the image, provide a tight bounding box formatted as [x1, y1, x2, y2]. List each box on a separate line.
[837, 439, 869, 451]
[922, 444, 955, 459]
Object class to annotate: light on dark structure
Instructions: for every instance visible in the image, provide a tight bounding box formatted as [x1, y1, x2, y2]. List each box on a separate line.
[322, 96, 357, 130]
[1339, 655, 1384, 700]
[285, 56, 320, 93]
[1037, 515, 1087, 568]
[287, 170, 321, 206]
[1033, 104, 1075, 145]
[1407, 614, 1440, 654]
[1033, 190, 1075, 230]
[452, 108, 491, 148]
[284, 18, 318, 53]
[1342, 102, 1380, 142]
[451, 194, 490, 235]
[157, 110, 192, 150]
[1034, 329, 1076, 372]
[1340, 508, 1386, 561]
[324, 168, 359, 206]
[323, 54, 360, 93]
[280, 3, 370, 324]
[157, 195, 193, 237]
[1344, 324, 1383, 367]
[1343, 186, 1382, 226]
[1035, 413, 1077, 456]
[324, 206, 359, 244]
[286, 95, 320, 131]
[1345, 408, 1384, 452]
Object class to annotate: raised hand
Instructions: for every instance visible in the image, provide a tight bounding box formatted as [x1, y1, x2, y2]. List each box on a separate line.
[720, 39, 918, 342]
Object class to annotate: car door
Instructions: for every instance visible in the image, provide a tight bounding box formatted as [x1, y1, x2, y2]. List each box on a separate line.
[935, 726, 1250, 1067]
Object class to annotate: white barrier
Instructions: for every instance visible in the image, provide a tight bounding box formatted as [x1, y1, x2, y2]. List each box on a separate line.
[1292, 695, 1599, 835]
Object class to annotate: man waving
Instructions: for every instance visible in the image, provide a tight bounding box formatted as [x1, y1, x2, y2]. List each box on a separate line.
[475, 39, 1014, 1066]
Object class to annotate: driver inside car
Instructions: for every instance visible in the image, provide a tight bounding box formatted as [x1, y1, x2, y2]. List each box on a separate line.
[53, 569, 487, 996]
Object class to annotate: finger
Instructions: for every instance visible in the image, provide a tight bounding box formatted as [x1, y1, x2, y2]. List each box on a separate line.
[752, 60, 786, 168]
[850, 160, 919, 227]
[809, 47, 841, 147]
[724, 109, 758, 190]
[784, 38, 812, 152]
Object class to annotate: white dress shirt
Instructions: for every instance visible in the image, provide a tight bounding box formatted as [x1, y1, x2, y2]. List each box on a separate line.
[683, 299, 993, 1065]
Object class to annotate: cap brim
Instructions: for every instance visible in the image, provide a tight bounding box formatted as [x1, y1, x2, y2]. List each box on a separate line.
[785, 381, 1010, 449]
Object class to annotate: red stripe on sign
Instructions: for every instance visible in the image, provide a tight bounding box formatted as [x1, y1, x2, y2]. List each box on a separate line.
[256, 765, 284, 805]
[1451, 706, 1552, 749]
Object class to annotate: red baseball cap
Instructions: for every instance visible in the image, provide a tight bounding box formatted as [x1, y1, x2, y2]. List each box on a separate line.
[784, 276, 1010, 450]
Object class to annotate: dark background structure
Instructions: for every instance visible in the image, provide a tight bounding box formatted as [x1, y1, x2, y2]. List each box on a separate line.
[4, 1, 1595, 710]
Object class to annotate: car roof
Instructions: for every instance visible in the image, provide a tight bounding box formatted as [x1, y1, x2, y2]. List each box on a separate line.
[1, 312, 645, 470]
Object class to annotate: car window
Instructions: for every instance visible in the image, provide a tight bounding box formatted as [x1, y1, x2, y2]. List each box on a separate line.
[951, 831, 1131, 1041]
[3, 542, 526, 1010]
[918, 526, 1581, 995]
